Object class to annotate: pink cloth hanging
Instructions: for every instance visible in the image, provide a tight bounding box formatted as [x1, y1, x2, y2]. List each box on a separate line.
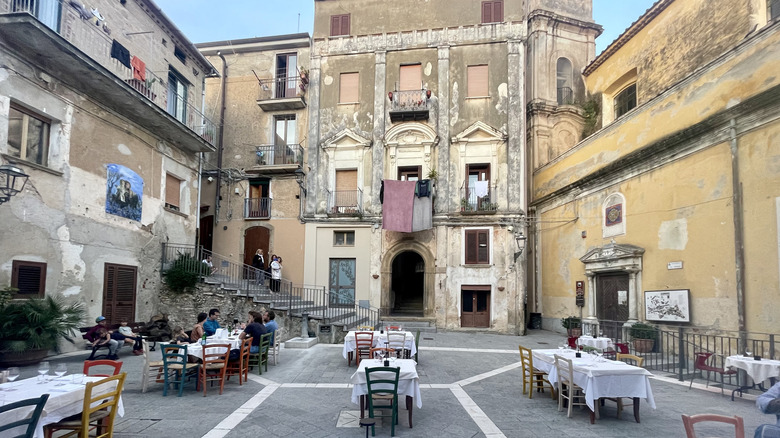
[382, 180, 416, 232]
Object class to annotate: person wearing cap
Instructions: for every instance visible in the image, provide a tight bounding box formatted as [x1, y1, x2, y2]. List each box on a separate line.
[85, 316, 120, 360]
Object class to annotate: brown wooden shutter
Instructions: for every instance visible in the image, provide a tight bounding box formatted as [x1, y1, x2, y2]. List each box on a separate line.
[165, 173, 181, 209]
[477, 230, 489, 263]
[11, 260, 46, 297]
[465, 230, 477, 264]
[494, 1, 503, 22]
[103, 263, 137, 325]
[339, 72, 359, 103]
[331, 14, 350, 36]
[341, 14, 350, 36]
[468, 65, 489, 97]
[399, 64, 421, 91]
[482, 2, 491, 23]
[481, 1, 503, 23]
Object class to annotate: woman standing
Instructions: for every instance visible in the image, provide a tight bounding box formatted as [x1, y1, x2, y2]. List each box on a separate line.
[252, 249, 265, 285]
[270, 255, 282, 292]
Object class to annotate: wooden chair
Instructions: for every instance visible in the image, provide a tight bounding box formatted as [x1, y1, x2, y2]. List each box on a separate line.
[248, 332, 272, 375]
[356, 325, 374, 331]
[83, 359, 123, 377]
[387, 325, 401, 330]
[554, 354, 588, 420]
[681, 414, 745, 438]
[141, 339, 164, 393]
[226, 337, 251, 385]
[0, 394, 49, 438]
[355, 331, 374, 367]
[161, 344, 200, 397]
[567, 336, 580, 349]
[689, 352, 737, 394]
[198, 342, 230, 397]
[44, 373, 126, 438]
[413, 329, 421, 362]
[369, 347, 398, 359]
[365, 366, 400, 437]
[518, 345, 555, 399]
[602, 353, 646, 421]
[269, 330, 281, 365]
[386, 331, 406, 358]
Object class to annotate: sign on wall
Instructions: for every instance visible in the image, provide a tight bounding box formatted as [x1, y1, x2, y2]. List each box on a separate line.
[106, 164, 143, 221]
[645, 289, 690, 323]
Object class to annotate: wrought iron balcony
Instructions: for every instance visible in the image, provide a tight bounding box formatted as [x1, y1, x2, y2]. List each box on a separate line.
[257, 76, 306, 111]
[244, 197, 271, 219]
[327, 189, 363, 216]
[557, 86, 574, 105]
[389, 89, 431, 122]
[460, 184, 497, 214]
[254, 144, 304, 168]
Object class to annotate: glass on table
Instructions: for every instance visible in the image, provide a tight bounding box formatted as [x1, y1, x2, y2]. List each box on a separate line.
[3, 367, 20, 391]
[38, 361, 50, 384]
[55, 363, 68, 386]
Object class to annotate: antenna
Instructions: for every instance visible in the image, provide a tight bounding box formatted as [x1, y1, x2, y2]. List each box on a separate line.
[298, 13, 301, 33]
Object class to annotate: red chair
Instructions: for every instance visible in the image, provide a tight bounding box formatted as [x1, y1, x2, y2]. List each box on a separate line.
[83, 359, 123, 377]
[682, 414, 745, 438]
[688, 352, 737, 394]
[355, 332, 374, 366]
[567, 336, 579, 349]
[615, 342, 630, 354]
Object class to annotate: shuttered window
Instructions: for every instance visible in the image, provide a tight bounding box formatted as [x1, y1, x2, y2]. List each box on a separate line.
[399, 64, 422, 91]
[330, 14, 350, 36]
[11, 260, 46, 298]
[465, 229, 490, 264]
[165, 173, 181, 211]
[103, 263, 137, 326]
[468, 65, 489, 97]
[339, 72, 359, 103]
[481, 1, 503, 23]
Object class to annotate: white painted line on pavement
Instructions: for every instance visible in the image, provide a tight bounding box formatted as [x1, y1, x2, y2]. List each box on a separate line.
[450, 385, 506, 438]
[420, 346, 517, 354]
[201, 383, 280, 438]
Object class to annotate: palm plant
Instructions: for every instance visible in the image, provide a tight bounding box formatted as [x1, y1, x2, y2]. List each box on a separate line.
[0, 294, 85, 353]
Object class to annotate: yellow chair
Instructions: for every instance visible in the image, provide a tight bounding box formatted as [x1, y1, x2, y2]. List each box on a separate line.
[609, 353, 646, 421]
[356, 325, 374, 331]
[44, 372, 126, 438]
[518, 345, 555, 399]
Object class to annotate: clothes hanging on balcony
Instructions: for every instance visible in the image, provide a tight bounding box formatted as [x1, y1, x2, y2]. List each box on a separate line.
[382, 180, 416, 233]
[474, 180, 489, 198]
[131, 56, 146, 82]
[415, 179, 431, 198]
[379, 180, 384, 204]
[111, 40, 131, 69]
[411, 195, 432, 232]
[69, 1, 92, 20]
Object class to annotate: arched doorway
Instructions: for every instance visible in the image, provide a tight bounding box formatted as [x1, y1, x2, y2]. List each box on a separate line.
[390, 251, 424, 316]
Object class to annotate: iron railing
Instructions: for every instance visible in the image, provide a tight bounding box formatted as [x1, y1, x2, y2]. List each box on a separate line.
[254, 144, 304, 166]
[557, 86, 574, 105]
[258, 76, 304, 100]
[460, 184, 497, 213]
[389, 89, 430, 112]
[327, 189, 363, 215]
[244, 197, 271, 219]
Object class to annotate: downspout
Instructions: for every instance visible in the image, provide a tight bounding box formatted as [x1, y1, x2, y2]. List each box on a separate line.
[729, 119, 747, 337]
[195, 74, 206, 250]
[215, 51, 228, 224]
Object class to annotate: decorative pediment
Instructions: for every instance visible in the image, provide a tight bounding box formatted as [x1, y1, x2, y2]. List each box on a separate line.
[322, 129, 371, 150]
[451, 121, 506, 144]
[383, 122, 437, 148]
[580, 242, 645, 263]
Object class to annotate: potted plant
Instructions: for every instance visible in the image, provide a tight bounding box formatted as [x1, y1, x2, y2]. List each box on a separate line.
[629, 322, 658, 353]
[561, 316, 582, 337]
[0, 290, 86, 366]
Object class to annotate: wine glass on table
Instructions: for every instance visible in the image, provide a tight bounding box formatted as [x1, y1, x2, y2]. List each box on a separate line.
[4, 367, 20, 391]
[55, 363, 68, 386]
[38, 361, 50, 384]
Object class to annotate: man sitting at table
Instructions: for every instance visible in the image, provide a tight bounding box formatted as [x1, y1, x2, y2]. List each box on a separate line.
[191, 312, 208, 342]
[755, 381, 780, 438]
[203, 308, 221, 337]
[240, 311, 267, 354]
[263, 310, 278, 345]
[85, 316, 120, 360]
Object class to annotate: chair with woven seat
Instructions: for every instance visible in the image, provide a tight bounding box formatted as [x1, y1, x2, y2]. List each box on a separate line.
[141, 339, 164, 393]
[161, 344, 200, 397]
[44, 373, 126, 438]
[601, 353, 645, 421]
[689, 352, 737, 394]
[369, 347, 398, 360]
[386, 331, 406, 359]
[356, 325, 374, 331]
[0, 394, 49, 438]
[519, 345, 555, 399]
[365, 366, 401, 437]
[682, 414, 745, 438]
[226, 337, 251, 385]
[198, 342, 230, 397]
[83, 359, 123, 377]
[554, 354, 588, 419]
[248, 332, 272, 375]
[355, 331, 374, 367]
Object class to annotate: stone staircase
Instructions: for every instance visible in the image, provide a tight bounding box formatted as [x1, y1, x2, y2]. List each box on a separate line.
[379, 317, 437, 333]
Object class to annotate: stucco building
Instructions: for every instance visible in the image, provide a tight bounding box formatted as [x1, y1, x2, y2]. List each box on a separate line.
[0, 0, 216, 343]
[531, 0, 780, 334]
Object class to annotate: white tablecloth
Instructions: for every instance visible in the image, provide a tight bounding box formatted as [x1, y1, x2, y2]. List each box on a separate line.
[533, 349, 656, 412]
[182, 338, 239, 358]
[725, 355, 780, 384]
[350, 359, 422, 408]
[342, 331, 417, 359]
[0, 376, 125, 438]
[577, 336, 615, 351]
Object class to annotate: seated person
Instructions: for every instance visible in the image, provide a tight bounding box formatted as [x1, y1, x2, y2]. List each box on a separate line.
[263, 310, 278, 345]
[202, 255, 218, 274]
[110, 319, 143, 355]
[756, 381, 780, 438]
[191, 312, 207, 342]
[203, 308, 221, 337]
[240, 311, 268, 354]
[170, 326, 190, 344]
[85, 316, 120, 360]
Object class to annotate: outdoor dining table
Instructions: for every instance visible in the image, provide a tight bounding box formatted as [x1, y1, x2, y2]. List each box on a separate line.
[183, 336, 242, 358]
[576, 335, 615, 351]
[725, 355, 780, 400]
[342, 331, 417, 364]
[350, 358, 421, 428]
[532, 349, 656, 423]
[0, 375, 125, 438]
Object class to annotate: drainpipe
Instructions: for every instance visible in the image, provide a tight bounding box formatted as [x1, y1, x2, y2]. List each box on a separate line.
[195, 74, 207, 250]
[729, 119, 746, 339]
[215, 51, 228, 224]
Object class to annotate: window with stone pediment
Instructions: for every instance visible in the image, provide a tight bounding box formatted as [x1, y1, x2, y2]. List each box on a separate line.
[602, 193, 626, 238]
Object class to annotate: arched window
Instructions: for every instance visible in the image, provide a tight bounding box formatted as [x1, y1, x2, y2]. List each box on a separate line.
[602, 192, 626, 238]
[556, 58, 573, 105]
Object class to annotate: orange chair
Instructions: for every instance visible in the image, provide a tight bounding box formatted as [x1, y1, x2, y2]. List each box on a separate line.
[689, 352, 737, 394]
[198, 343, 230, 397]
[681, 414, 745, 438]
[355, 332, 374, 367]
[225, 337, 251, 385]
[369, 347, 398, 359]
[83, 359, 123, 377]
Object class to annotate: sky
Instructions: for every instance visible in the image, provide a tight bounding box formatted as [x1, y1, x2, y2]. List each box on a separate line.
[155, 0, 657, 54]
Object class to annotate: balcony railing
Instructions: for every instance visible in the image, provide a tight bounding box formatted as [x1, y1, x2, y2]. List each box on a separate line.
[389, 89, 430, 122]
[244, 197, 271, 219]
[557, 86, 574, 105]
[327, 189, 363, 215]
[257, 76, 306, 110]
[255, 144, 304, 166]
[460, 184, 497, 213]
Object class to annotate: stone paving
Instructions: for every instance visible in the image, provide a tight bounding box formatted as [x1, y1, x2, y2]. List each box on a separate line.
[13, 329, 775, 437]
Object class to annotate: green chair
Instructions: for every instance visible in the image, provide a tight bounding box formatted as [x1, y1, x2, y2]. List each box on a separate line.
[414, 329, 421, 362]
[161, 344, 199, 397]
[364, 366, 400, 437]
[0, 394, 49, 438]
[248, 332, 272, 375]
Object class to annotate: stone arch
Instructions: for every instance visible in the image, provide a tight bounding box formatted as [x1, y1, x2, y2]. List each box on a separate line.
[380, 239, 436, 317]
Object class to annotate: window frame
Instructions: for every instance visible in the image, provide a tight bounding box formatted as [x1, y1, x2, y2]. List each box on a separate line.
[330, 14, 351, 37]
[173, 45, 187, 65]
[339, 72, 360, 104]
[167, 67, 189, 123]
[7, 102, 51, 167]
[481, 0, 504, 24]
[165, 173, 182, 212]
[614, 83, 637, 119]
[464, 229, 490, 265]
[333, 230, 356, 247]
[11, 260, 47, 298]
[467, 65, 489, 98]
[398, 165, 422, 181]
[556, 57, 573, 105]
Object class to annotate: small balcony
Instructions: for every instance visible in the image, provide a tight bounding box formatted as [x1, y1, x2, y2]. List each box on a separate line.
[253, 144, 304, 173]
[257, 76, 306, 111]
[244, 197, 271, 219]
[389, 89, 431, 122]
[460, 184, 497, 214]
[557, 86, 574, 105]
[327, 189, 363, 216]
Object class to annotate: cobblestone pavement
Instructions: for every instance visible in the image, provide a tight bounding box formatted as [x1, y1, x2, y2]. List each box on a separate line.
[15, 329, 773, 437]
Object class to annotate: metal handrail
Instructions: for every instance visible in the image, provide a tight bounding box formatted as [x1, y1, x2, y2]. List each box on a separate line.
[389, 89, 430, 112]
[327, 189, 363, 215]
[254, 144, 304, 166]
[258, 76, 304, 100]
[460, 184, 497, 212]
[244, 197, 271, 219]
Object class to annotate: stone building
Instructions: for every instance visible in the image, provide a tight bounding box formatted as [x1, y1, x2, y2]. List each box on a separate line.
[0, 0, 216, 344]
[304, 0, 599, 332]
[531, 0, 780, 334]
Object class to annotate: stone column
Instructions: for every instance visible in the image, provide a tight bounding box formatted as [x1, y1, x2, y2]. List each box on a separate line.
[627, 269, 639, 323]
[585, 272, 597, 323]
[506, 39, 525, 212]
[305, 55, 322, 216]
[436, 45, 450, 213]
[370, 50, 387, 216]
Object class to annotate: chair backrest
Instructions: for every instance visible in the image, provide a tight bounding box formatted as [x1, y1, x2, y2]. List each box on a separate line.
[357, 325, 374, 331]
[617, 353, 645, 367]
[355, 331, 374, 349]
[83, 359, 123, 377]
[387, 326, 401, 330]
[161, 343, 189, 367]
[201, 343, 231, 366]
[239, 336, 252, 361]
[0, 394, 50, 437]
[369, 347, 398, 359]
[365, 366, 401, 398]
[260, 332, 273, 354]
[693, 352, 720, 372]
[554, 354, 575, 386]
[615, 342, 630, 354]
[414, 329, 421, 362]
[386, 331, 406, 350]
[518, 345, 533, 376]
[82, 373, 127, 438]
[567, 336, 579, 349]
[681, 414, 745, 438]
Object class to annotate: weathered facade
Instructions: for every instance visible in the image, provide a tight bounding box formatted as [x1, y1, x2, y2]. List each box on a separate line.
[0, 0, 216, 350]
[305, 0, 599, 333]
[531, 0, 780, 334]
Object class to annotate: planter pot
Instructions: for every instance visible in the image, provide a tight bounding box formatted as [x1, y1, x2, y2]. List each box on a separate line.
[633, 338, 655, 353]
[567, 328, 582, 338]
[0, 348, 50, 367]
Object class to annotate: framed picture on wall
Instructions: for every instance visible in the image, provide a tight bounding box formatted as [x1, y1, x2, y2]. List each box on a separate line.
[645, 289, 690, 322]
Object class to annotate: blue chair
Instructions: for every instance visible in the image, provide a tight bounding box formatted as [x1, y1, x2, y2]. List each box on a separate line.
[161, 344, 200, 397]
[0, 394, 49, 438]
[364, 366, 400, 437]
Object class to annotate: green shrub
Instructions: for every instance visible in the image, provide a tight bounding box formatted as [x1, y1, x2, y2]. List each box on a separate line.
[0, 294, 85, 353]
[629, 322, 658, 340]
[163, 253, 209, 294]
[561, 316, 581, 329]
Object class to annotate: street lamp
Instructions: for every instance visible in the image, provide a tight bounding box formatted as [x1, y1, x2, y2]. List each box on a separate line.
[0, 164, 29, 206]
[294, 168, 307, 196]
[513, 230, 526, 261]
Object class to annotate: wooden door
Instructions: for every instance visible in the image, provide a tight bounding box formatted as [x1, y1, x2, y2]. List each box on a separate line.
[199, 215, 214, 251]
[103, 264, 137, 325]
[276, 53, 298, 98]
[335, 169, 357, 211]
[461, 287, 490, 328]
[243, 226, 270, 270]
[597, 273, 630, 322]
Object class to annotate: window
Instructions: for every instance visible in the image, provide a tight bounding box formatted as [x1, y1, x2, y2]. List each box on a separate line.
[7, 103, 50, 166]
[165, 173, 182, 211]
[275, 53, 298, 98]
[399, 64, 422, 91]
[467, 65, 489, 97]
[481, 1, 503, 23]
[333, 169, 358, 212]
[398, 166, 421, 181]
[771, 0, 780, 21]
[339, 72, 359, 103]
[12, 0, 61, 31]
[167, 68, 188, 123]
[329, 258, 356, 306]
[330, 14, 350, 36]
[103, 263, 137, 325]
[614, 83, 637, 119]
[556, 58, 573, 105]
[11, 260, 46, 298]
[333, 231, 355, 246]
[246, 179, 270, 219]
[173, 45, 187, 64]
[465, 229, 490, 264]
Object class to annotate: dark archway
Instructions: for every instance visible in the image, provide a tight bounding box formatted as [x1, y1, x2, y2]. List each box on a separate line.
[390, 251, 424, 316]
